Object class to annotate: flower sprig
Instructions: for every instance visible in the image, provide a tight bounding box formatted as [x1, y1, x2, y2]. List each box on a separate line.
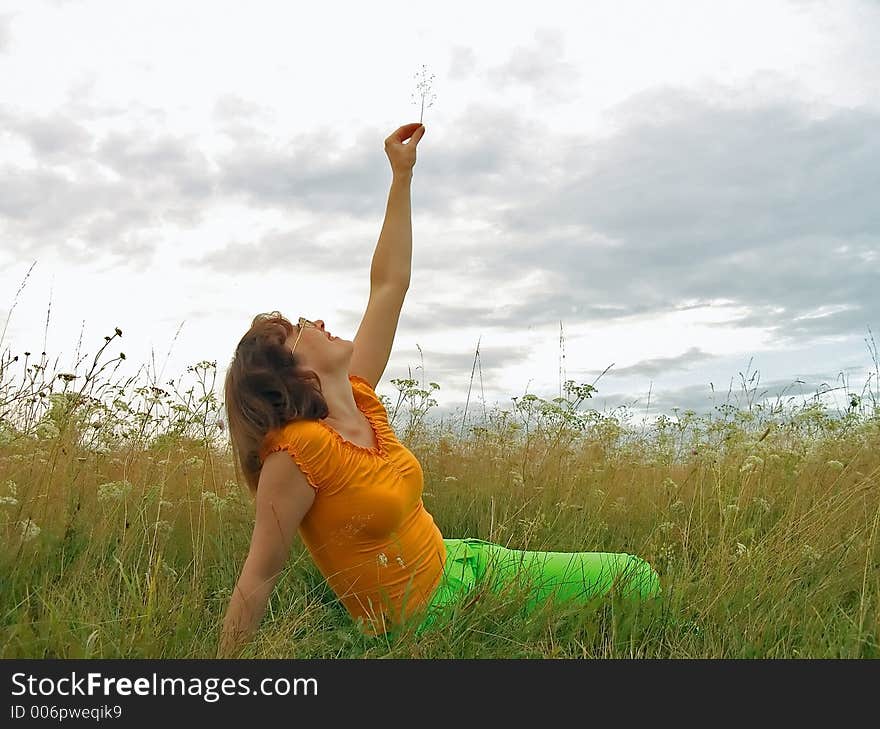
[410, 63, 436, 125]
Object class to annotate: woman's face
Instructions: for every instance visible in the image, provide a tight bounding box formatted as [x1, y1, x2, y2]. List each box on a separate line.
[285, 319, 351, 372]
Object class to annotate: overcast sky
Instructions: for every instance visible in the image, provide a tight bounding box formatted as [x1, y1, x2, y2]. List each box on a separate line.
[1, 0, 878, 432]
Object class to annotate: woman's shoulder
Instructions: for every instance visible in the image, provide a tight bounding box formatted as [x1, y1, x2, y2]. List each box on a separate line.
[259, 417, 332, 464]
[348, 373, 389, 421]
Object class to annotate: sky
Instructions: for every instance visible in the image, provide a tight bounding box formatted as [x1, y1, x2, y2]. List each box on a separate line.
[1, 0, 878, 434]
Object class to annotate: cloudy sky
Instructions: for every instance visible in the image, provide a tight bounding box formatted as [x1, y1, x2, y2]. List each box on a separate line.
[1, 0, 878, 432]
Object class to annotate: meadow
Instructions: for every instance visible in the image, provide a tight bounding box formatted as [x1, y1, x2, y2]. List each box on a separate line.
[1, 322, 878, 658]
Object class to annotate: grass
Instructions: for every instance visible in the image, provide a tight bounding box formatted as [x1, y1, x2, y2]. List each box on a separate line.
[0, 301, 878, 658]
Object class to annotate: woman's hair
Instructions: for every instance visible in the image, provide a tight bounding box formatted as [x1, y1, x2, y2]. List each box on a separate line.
[224, 310, 329, 495]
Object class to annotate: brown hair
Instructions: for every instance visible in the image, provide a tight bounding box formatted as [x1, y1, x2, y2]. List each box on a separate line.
[224, 311, 329, 495]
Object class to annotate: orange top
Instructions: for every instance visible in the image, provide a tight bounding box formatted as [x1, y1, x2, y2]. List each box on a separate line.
[258, 374, 447, 636]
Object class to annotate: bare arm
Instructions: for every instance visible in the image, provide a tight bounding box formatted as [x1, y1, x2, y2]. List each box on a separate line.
[370, 171, 413, 289]
[217, 451, 317, 658]
[217, 558, 282, 658]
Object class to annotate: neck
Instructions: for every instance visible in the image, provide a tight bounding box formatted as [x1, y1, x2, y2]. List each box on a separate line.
[317, 370, 360, 421]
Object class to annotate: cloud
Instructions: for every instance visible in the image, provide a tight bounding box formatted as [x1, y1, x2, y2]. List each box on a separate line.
[2, 72, 878, 349]
[484, 27, 582, 104]
[578, 346, 716, 378]
[448, 45, 477, 81]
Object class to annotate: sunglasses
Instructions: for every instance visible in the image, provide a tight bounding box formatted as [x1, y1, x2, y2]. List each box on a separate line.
[290, 317, 318, 354]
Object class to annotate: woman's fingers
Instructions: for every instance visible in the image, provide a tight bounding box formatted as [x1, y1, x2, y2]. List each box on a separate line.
[387, 123, 424, 145]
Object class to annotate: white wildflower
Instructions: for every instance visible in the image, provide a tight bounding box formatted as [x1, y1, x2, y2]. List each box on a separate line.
[658, 521, 674, 534]
[377, 552, 388, 567]
[0, 424, 17, 446]
[0, 495, 19, 506]
[35, 421, 60, 440]
[158, 499, 173, 510]
[661, 477, 679, 491]
[184, 457, 204, 470]
[752, 496, 771, 513]
[18, 518, 41, 541]
[201, 491, 226, 513]
[670, 500, 685, 512]
[151, 520, 172, 536]
[97, 480, 132, 502]
[4, 479, 17, 496]
[396, 556, 406, 568]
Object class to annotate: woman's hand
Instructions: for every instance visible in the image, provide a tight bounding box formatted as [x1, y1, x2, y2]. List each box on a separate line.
[384, 122, 426, 176]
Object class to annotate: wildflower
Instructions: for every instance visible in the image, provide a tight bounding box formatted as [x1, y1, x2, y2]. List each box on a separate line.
[395, 556, 406, 568]
[184, 457, 204, 470]
[18, 518, 41, 541]
[97, 480, 132, 502]
[658, 544, 676, 563]
[151, 520, 172, 536]
[35, 421, 60, 440]
[767, 454, 782, 465]
[158, 500, 173, 510]
[752, 496, 771, 513]
[377, 552, 388, 567]
[0, 424, 18, 446]
[658, 521, 674, 534]
[0, 495, 18, 506]
[661, 477, 679, 491]
[740, 455, 764, 474]
[825, 460, 844, 472]
[200, 491, 226, 513]
[801, 544, 822, 563]
[4, 479, 17, 496]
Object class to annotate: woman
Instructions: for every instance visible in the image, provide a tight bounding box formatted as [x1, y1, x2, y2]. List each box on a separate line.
[218, 123, 660, 656]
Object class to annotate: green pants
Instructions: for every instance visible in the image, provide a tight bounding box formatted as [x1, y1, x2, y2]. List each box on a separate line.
[412, 537, 661, 635]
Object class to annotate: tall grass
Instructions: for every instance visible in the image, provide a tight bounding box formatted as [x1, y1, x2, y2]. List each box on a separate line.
[0, 301, 877, 657]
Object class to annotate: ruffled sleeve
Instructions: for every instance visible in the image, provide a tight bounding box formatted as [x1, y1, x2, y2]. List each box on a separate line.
[259, 421, 338, 492]
[348, 374, 390, 424]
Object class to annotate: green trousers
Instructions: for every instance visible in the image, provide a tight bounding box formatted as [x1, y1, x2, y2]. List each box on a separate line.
[411, 537, 661, 635]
